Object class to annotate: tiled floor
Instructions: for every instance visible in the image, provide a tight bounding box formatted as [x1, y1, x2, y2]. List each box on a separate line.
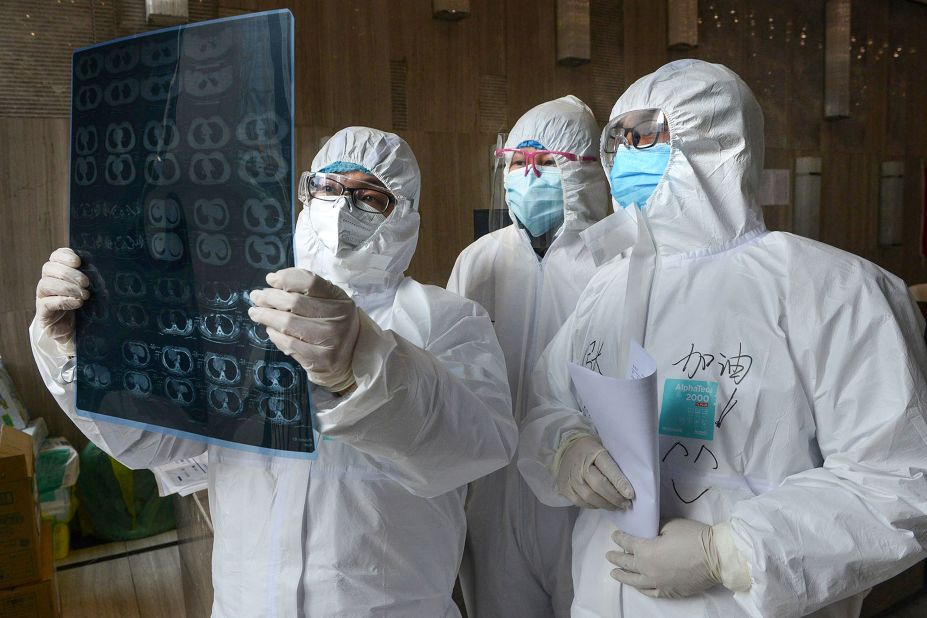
[56, 530, 186, 618]
[53, 528, 927, 618]
[879, 591, 927, 617]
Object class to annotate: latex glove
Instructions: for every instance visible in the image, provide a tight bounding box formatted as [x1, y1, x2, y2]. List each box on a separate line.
[35, 248, 90, 357]
[248, 268, 360, 393]
[554, 435, 635, 510]
[607, 519, 751, 598]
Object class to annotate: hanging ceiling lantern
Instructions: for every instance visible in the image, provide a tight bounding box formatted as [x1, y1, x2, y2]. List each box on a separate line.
[146, 0, 188, 26]
[667, 0, 699, 50]
[824, 0, 851, 118]
[433, 0, 470, 21]
[557, 0, 591, 66]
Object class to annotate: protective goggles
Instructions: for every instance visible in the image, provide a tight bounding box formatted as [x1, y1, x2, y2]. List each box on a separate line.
[494, 147, 598, 177]
[601, 108, 670, 167]
[298, 171, 397, 214]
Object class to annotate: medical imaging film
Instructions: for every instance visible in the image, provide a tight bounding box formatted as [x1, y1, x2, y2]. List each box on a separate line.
[68, 10, 314, 456]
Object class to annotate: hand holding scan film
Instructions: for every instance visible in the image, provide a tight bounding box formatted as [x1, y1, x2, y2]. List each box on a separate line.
[248, 268, 360, 393]
[36, 248, 91, 356]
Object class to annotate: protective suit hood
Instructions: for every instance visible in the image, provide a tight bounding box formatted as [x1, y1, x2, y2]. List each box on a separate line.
[506, 95, 610, 229]
[607, 59, 766, 256]
[298, 126, 421, 302]
[520, 59, 927, 618]
[451, 94, 608, 616]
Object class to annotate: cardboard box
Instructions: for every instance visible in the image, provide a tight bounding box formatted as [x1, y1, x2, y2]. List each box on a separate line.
[0, 520, 60, 617]
[0, 426, 34, 477]
[0, 579, 57, 618]
[0, 426, 42, 590]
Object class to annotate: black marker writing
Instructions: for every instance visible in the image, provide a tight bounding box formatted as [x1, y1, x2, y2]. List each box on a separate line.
[583, 340, 604, 375]
[715, 388, 738, 428]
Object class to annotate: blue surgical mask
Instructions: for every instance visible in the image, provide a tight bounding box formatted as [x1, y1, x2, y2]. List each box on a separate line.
[505, 167, 565, 237]
[609, 143, 671, 209]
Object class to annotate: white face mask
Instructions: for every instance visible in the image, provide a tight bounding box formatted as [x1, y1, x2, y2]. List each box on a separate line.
[307, 196, 384, 254]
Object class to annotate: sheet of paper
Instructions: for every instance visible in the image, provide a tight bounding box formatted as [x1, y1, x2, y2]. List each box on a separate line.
[569, 342, 659, 538]
[626, 341, 657, 380]
[152, 453, 209, 498]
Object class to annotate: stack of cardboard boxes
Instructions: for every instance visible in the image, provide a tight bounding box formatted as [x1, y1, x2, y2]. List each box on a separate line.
[0, 426, 61, 618]
[36, 437, 79, 560]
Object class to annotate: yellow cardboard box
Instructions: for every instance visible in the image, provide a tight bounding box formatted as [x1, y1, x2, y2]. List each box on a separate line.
[0, 520, 60, 617]
[0, 426, 42, 590]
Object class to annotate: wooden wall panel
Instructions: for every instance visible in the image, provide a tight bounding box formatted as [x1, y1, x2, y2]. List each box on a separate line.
[505, 0, 556, 115]
[690, 0, 927, 286]
[0, 118, 89, 449]
[589, 0, 625, 123]
[309, 1, 394, 130]
[3, 0, 927, 452]
[898, 0, 927, 153]
[388, 1, 481, 133]
[670, 1, 740, 74]
[755, 2, 792, 150]
[885, 2, 907, 160]
[0, 119, 69, 314]
[820, 152, 878, 257]
[789, 0, 826, 152]
[762, 148, 793, 232]
[400, 130, 498, 285]
[623, 0, 667, 83]
[476, 0, 507, 76]
[822, 0, 886, 153]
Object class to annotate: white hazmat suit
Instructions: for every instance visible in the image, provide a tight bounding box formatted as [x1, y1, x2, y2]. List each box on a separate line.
[519, 60, 927, 617]
[448, 95, 609, 617]
[32, 126, 517, 617]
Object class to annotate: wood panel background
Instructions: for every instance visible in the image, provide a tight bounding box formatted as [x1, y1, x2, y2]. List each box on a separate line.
[1, 0, 926, 451]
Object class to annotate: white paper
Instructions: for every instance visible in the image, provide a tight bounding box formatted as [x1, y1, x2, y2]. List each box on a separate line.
[152, 452, 209, 497]
[568, 342, 659, 538]
[626, 341, 657, 380]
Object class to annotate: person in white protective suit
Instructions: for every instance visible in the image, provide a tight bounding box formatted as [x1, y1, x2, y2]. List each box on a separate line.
[447, 95, 611, 617]
[518, 59, 927, 618]
[32, 126, 518, 617]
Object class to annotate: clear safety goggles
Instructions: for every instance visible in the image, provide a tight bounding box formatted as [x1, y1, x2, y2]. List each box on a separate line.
[298, 171, 397, 215]
[601, 108, 670, 167]
[494, 147, 598, 178]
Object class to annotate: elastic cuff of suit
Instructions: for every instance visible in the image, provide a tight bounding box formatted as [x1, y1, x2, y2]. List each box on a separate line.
[713, 522, 752, 593]
[551, 430, 595, 477]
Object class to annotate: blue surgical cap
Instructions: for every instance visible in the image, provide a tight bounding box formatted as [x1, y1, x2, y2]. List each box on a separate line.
[516, 140, 547, 150]
[318, 161, 372, 174]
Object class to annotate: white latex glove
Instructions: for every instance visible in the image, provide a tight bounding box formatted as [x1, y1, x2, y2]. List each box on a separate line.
[248, 268, 360, 393]
[35, 248, 90, 357]
[607, 518, 751, 598]
[554, 435, 635, 510]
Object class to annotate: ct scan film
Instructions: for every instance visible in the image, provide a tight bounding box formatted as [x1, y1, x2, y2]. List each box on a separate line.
[68, 10, 314, 457]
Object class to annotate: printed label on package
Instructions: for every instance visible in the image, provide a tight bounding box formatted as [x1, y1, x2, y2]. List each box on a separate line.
[658, 379, 717, 441]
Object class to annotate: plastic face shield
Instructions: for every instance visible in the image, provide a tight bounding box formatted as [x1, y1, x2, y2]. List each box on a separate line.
[488, 139, 598, 235]
[601, 108, 670, 168]
[487, 133, 510, 235]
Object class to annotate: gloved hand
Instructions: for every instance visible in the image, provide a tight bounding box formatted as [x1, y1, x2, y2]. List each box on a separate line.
[248, 268, 360, 393]
[35, 248, 90, 357]
[554, 435, 635, 510]
[607, 518, 751, 598]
